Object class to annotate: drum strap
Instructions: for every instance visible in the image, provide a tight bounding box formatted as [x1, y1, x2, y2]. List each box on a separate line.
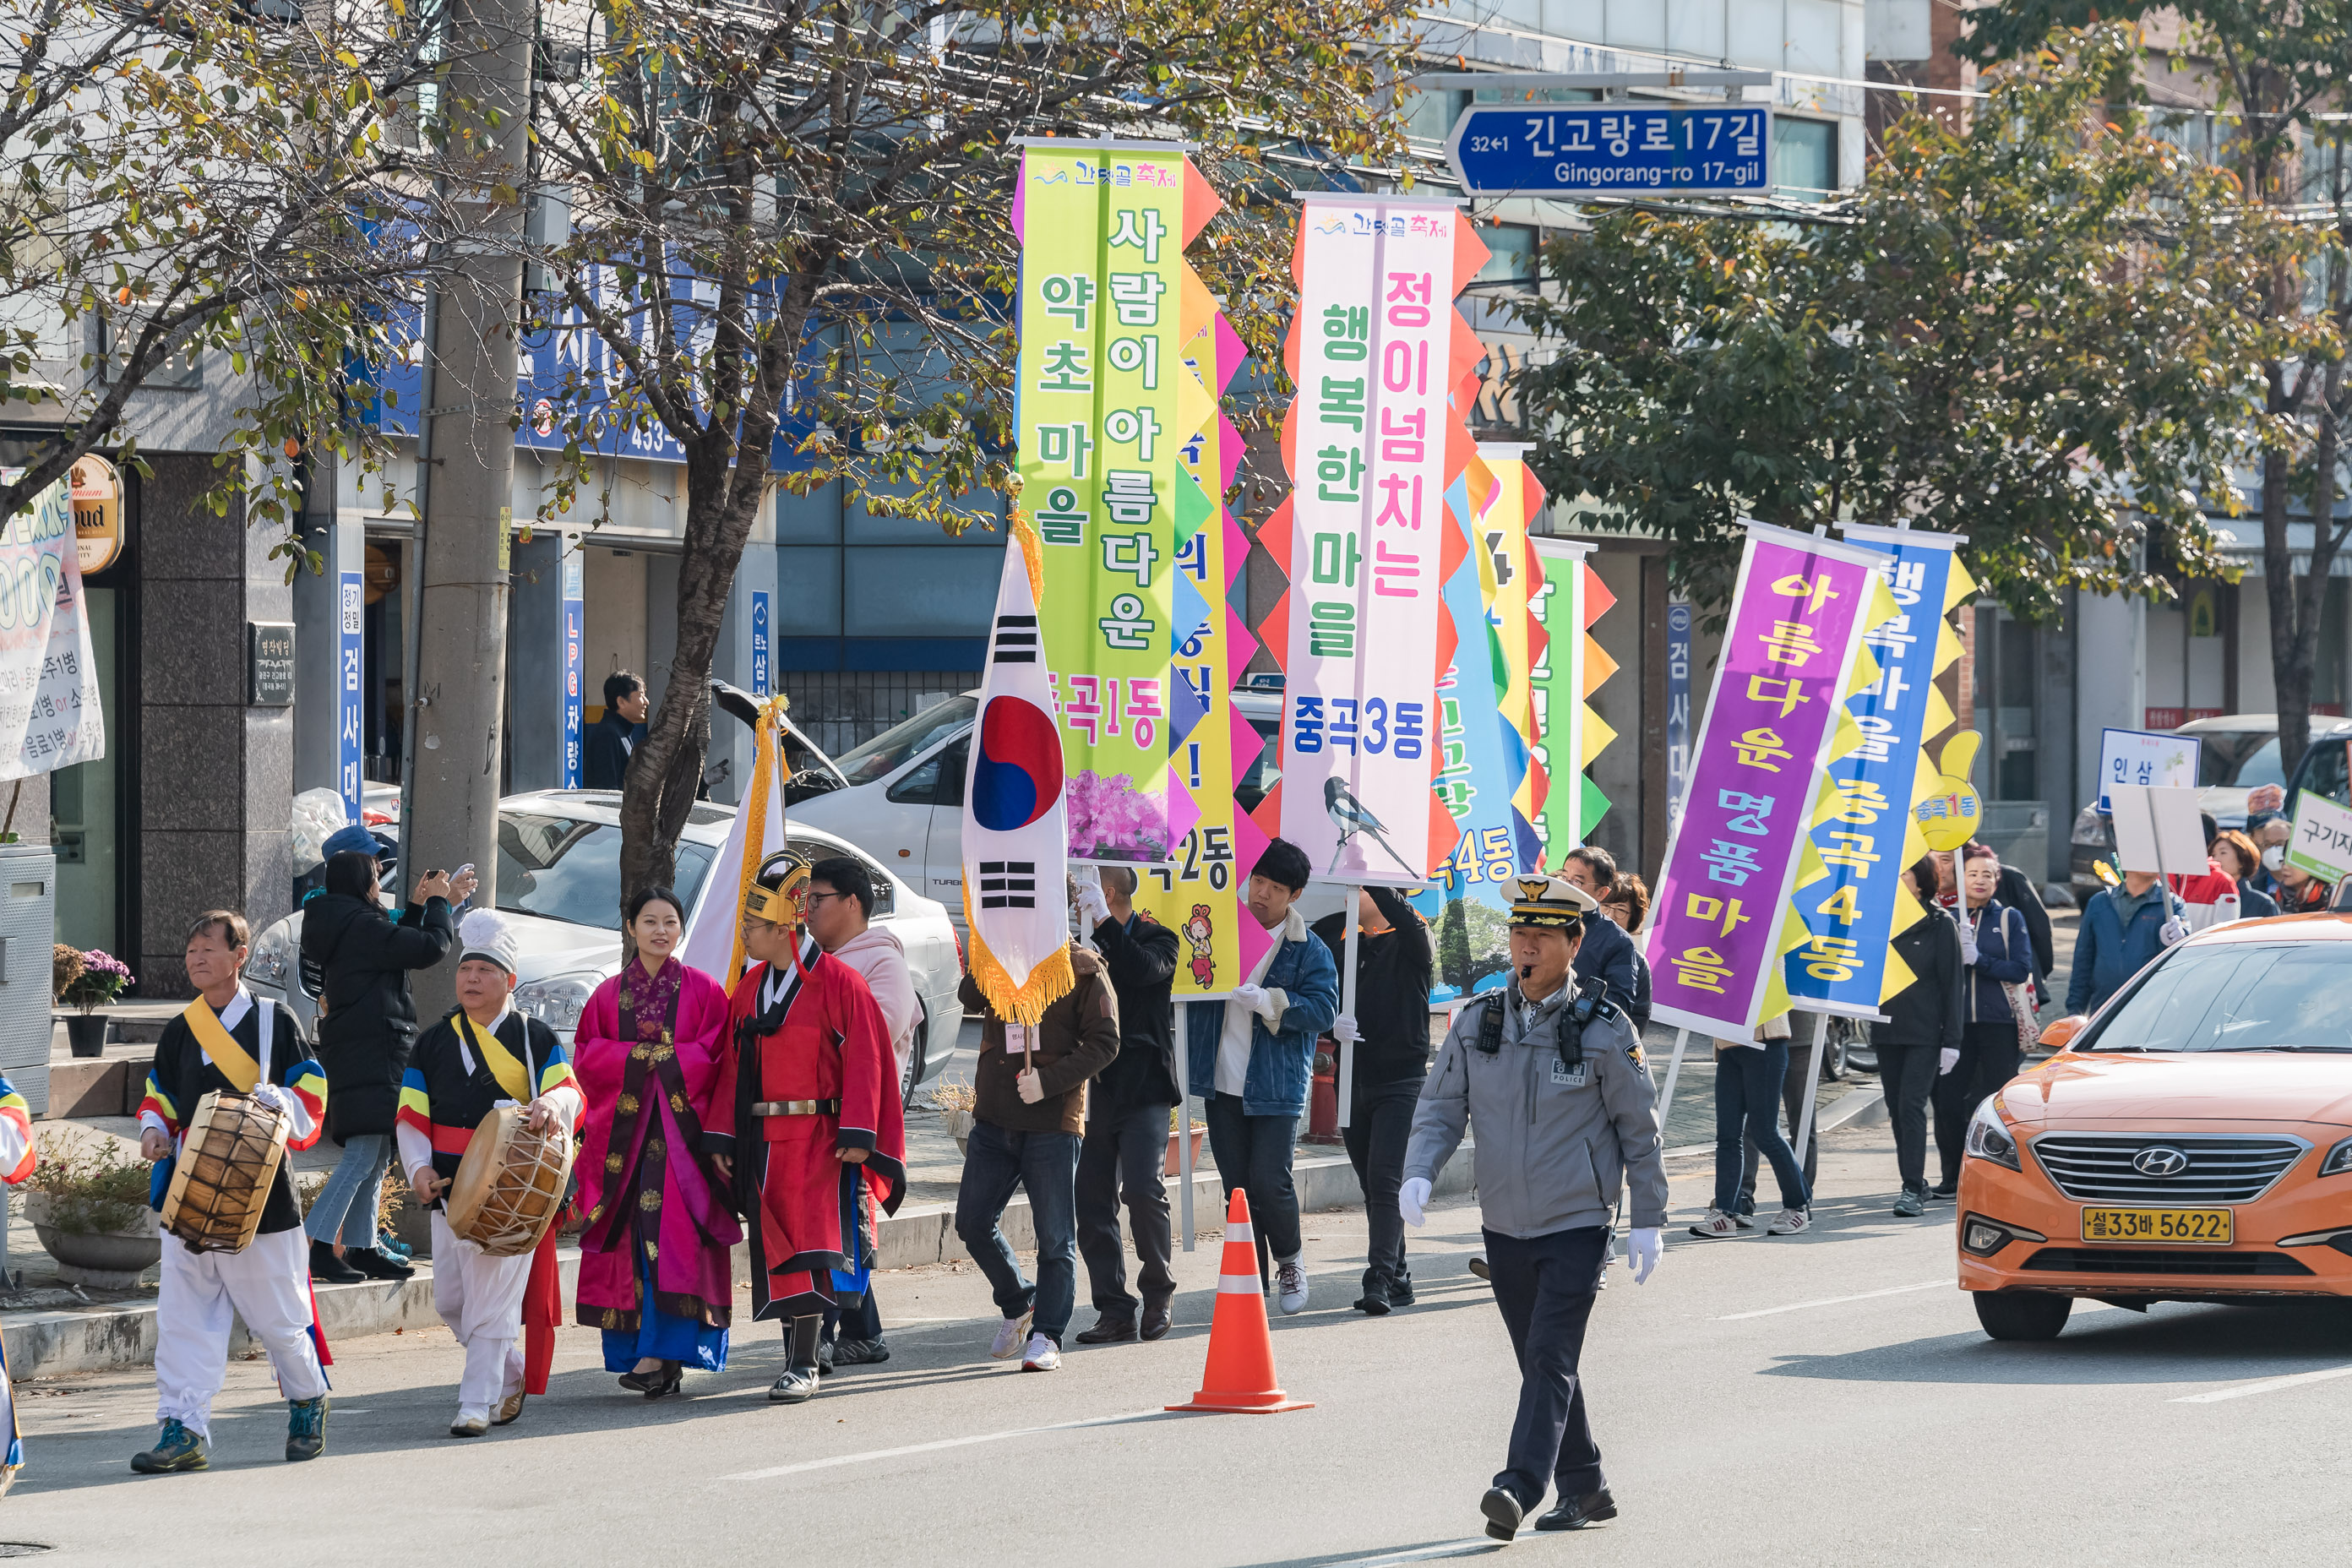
[182, 997, 266, 1093]
[459, 1012, 532, 1102]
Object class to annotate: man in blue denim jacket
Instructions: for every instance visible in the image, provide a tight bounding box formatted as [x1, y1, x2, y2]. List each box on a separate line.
[1185, 837, 1339, 1315]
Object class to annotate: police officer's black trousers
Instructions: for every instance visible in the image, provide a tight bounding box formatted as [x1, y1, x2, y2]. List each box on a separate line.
[1484, 1223, 1610, 1507]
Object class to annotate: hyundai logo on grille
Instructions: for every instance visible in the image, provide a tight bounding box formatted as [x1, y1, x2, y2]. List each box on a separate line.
[2132, 1147, 2191, 1178]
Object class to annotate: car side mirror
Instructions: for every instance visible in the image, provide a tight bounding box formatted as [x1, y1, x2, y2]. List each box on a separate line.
[2039, 1015, 2086, 1051]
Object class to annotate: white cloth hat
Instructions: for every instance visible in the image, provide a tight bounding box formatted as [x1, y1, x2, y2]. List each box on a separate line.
[457, 908, 520, 977]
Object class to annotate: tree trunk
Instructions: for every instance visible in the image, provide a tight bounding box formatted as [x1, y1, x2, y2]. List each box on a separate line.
[2262, 362, 2317, 783]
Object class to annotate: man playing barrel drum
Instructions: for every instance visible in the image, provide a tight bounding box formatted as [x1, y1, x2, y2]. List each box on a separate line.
[395, 911, 583, 1436]
[133, 911, 334, 1474]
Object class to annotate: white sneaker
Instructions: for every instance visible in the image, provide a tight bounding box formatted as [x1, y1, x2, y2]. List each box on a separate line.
[989, 1310, 1033, 1359]
[1020, 1333, 1061, 1372]
[1276, 1255, 1309, 1315]
[449, 1407, 489, 1438]
[1767, 1208, 1810, 1236]
[1687, 1208, 1741, 1239]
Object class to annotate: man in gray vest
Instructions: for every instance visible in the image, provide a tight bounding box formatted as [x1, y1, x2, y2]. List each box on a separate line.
[1400, 874, 1667, 1541]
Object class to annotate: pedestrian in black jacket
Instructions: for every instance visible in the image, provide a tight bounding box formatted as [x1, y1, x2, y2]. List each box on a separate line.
[297, 851, 465, 1282]
[1560, 847, 1639, 1015]
[582, 671, 646, 791]
[1873, 855, 1965, 1216]
[1071, 868, 1182, 1346]
[1312, 882, 1434, 1315]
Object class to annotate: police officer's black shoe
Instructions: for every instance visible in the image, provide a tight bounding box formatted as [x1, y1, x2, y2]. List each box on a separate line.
[1480, 1486, 1526, 1541]
[1534, 1489, 1618, 1531]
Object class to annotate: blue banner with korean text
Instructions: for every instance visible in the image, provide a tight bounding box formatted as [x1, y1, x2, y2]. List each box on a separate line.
[1781, 527, 1965, 1017]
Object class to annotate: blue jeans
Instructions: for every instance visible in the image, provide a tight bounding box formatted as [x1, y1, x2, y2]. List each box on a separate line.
[1714, 1044, 1809, 1213]
[304, 1132, 389, 1247]
[954, 1121, 1081, 1344]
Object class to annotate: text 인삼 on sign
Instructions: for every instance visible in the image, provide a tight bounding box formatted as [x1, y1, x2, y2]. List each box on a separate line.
[1446, 104, 1771, 196]
[2095, 726, 2201, 814]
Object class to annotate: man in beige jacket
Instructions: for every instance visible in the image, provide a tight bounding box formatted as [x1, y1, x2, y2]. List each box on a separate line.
[804, 855, 922, 1368]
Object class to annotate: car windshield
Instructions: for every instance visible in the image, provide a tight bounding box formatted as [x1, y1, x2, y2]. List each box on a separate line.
[832, 697, 976, 787]
[2081, 941, 2352, 1053]
[2195, 732, 2285, 789]
[497, 814, 716, 931]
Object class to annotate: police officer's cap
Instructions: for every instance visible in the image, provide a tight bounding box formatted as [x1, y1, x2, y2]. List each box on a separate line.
[1508, 874, 1597, 933]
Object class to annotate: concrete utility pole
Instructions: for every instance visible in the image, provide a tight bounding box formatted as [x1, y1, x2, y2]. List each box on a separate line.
[400, 0, 532, 1018]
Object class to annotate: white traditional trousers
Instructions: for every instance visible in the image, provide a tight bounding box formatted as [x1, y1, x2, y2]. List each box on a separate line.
[155, 1226, 328, 1437]
[429, 1213, 531, 1411]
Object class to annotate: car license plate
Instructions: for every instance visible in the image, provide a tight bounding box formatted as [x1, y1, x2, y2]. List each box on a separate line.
[2081, 1207, 2232, 1245]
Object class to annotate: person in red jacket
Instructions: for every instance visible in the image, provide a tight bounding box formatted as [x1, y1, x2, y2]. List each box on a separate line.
[707, 849, 907, 1406]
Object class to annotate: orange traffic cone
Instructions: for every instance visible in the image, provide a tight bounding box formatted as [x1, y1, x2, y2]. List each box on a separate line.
[1166, 1190, 1313, 1414]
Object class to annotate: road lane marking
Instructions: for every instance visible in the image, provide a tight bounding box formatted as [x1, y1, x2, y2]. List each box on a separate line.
[1315, 1541, 1502, 1566]
[722, 1407, 1169, 1480]
[1717, 1280, 1947, 1320]
[2170, 1364, 2352, 1403]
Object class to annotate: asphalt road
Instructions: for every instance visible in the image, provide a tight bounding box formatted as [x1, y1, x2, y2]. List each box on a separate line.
[6, 1113, 2347, 1566]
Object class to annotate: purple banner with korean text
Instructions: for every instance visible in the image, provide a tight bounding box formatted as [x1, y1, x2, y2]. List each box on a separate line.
[1643, 524, 1892, 1038]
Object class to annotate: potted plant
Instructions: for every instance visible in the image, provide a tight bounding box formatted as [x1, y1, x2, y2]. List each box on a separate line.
[23, 1131, 161, 1288]
[55, 945, 133, 1057]
[1163, 1105, 1207, 1177]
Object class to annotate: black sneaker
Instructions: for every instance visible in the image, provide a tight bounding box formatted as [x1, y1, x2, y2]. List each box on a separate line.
[816, 1339, 836, 1375]
[1892, 1186, 1925, 1218]
[308, 1241, 362, 1284]
[131, 1418, 208, 1474]
[833, 1337, 890, 1365]
[343, 1246, 415, 1282]
[285, 1396, 328, 1462]
[1930, 1180, 1958, 1200]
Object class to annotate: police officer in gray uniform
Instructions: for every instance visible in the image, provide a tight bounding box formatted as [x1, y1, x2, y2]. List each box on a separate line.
[1399, 874, 1667, 1541]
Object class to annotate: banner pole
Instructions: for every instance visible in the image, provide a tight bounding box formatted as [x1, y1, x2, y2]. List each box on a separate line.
[1656, 1026, 1692, 1129]
[1175, 997, 1195, 1253]
[1337, 887, 1361, 1130]
[1791, 1010, 1832, 1170]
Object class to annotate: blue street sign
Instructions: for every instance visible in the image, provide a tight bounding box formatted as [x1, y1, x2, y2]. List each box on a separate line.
[750, 590, 771, 698]
[1446, 104, 1771, 196]
[560, 550, 585, 788]
[336, 569, 364, 822]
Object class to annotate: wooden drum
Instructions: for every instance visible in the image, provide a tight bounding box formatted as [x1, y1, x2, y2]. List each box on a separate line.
[445, 1105, 574, 1257]
[161, 1091, 290, 1254]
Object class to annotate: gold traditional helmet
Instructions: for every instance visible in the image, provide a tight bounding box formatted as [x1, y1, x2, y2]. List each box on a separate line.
[1508, 874, 1598, 932]
[743, 846, 814, 928]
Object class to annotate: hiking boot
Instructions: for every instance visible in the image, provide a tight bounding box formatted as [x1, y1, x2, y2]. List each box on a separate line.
[286, 1396, 328, 1462]
[130, 1418, 208, 1474]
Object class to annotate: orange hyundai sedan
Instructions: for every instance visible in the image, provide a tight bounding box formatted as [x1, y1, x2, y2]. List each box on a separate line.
[1957, 914, 2352, 1340]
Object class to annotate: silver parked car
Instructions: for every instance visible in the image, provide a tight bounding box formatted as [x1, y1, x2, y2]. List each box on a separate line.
[243, 789, 964, 1105]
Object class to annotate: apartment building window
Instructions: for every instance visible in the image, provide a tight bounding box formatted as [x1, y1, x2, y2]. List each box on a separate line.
[1774, 116, 1838, 201]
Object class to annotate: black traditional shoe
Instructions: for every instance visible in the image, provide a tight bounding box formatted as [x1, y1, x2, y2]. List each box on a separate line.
[130, 1418, 208, 1474]
[769, 1364, 820, 1404]
[1535, 1489, 1618, 1531]
[308, 1241, 362, 1285]
[832, 1337, 890, 1366]
[642, 1364, 683, 1399]
[285, 1396, 328, 1462]
[1140, 1295, 1173, 1341]
[1480, 1486, 1527, 1543]
[1074, 1315, 1138, 1345]
[343, 1246, 416, 1282]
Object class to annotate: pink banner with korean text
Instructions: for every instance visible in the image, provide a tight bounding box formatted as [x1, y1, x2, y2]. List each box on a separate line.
[1642, 523, 1896, 1038]
[1260, 193, 1484, 886]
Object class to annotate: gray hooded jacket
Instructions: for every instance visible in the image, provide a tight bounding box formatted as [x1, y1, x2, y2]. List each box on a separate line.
[1404, 980, 1669, 1238]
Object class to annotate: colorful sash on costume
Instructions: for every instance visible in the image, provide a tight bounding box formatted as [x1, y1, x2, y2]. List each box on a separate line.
[181, 998, 260, 1092]
[458, 1012, 532, 1102]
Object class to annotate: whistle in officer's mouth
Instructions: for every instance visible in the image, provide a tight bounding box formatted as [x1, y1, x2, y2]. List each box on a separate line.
[1519, 963, 1534, 979]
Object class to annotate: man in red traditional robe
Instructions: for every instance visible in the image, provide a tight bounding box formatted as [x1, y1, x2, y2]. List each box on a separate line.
[707, 850, 907, 1404]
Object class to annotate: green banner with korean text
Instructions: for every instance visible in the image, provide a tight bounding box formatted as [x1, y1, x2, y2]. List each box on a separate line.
[1013, 140, 1218, 863]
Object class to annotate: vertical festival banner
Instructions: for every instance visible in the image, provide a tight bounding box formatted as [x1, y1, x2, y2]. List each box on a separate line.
[1137, 311, 1257, 995]
[560, 548, 585, 788]
[1643, 524, 1896, 1038]
[1665, 600, 1692, 839]
[1527, 537, 1620, 866]
[1783, 527, 1975, 1016]
[338, 567, 365, 821]
[1483, 451, 1544, 870]
[1012, 139, 1219, 864]
[1258, 193, 1484, 885]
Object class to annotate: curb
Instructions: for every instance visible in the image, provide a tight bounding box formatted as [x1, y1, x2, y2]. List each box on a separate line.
[8, 1153, 1475, 1378]
[1663, 1079, 1886, 1159]
[6, 1250, 585, 1381]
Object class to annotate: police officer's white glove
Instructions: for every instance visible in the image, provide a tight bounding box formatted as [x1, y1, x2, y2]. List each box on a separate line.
[1398, 1176, 1430, 1228]
[1331, 1013, 1362, 1045]
[1075, 883, 1111, 930]
[2159, 917, 2188, 947]
[1937, 1048, 1960, 1076]
[248, 1083, 290, 1113]
[1628, 1228, 1662, 1284]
